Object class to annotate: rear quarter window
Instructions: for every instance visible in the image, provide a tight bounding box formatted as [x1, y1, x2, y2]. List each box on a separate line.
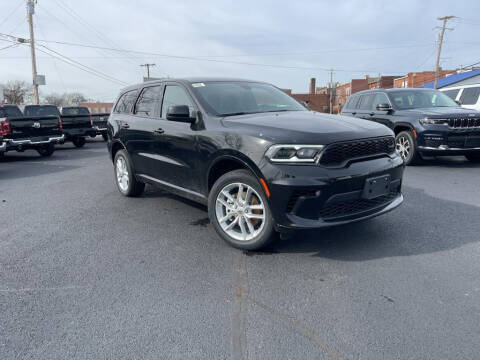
[62, 107, 90, 116]
[459, 87, 480, 105]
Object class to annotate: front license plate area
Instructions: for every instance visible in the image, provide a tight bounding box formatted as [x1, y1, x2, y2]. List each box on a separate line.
[362, 175, 391, 199]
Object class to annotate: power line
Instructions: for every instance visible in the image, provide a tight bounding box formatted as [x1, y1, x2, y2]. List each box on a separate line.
[34, 43, 127, 85]
[0, 0, 23, 29]
[29, 38, 407, 74]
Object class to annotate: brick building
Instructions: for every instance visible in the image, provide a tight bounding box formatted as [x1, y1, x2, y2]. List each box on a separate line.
[79, 102, 114, 114]
[368, 75, 398, 89]
[288, 78, 331, 113]
[393, 70, 455, 88]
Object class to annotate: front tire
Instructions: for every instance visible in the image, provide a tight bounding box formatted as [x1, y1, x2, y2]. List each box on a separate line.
[208, 169, 276, 250]
[72, 137, 86, 148]
[102, 133, 108, 141]
[466, 153, 480, 163]
[37, 144, 55, 157]
[114, 149, 145, 197]
[395, 131, 422, 165]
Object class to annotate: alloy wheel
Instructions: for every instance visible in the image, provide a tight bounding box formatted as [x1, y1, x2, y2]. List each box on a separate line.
[116, 156, 129, 192]
[215, 182, 265, 241]
[396, 135, 411, 161]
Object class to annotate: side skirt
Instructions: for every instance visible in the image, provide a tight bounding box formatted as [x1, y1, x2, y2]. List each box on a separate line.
[136, 173, 208, 205]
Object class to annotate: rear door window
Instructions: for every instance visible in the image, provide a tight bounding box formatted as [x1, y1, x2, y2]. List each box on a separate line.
[135, 86, 163, 117]
[357, 94, 374, 110]
[443, 89, 460, 101]
[114, 90, 138, 114]
[459, 87, 480, 105]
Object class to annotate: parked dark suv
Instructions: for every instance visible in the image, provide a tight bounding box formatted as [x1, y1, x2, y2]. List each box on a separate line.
[341, 88, 480, 165]
[107, 78, 404, 250]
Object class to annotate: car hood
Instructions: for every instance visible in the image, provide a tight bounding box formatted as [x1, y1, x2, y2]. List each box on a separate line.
[220, 111, 392, 144]
[398, 107, 480, 117]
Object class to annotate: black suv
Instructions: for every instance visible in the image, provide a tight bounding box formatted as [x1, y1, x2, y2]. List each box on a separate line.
[341, 88, 480, 165]
[107, 78, 404, 250]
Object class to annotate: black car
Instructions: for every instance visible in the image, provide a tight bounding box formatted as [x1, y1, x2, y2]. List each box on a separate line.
[340, 88, 480, 165]
[107, 78, 404, 250]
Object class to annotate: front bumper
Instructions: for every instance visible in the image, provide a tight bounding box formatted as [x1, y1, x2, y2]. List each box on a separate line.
[4, 134, 65, 151]
[417, 128, 480, 156]
[263, 155, 404, 230]
[0, 141, 6, 153]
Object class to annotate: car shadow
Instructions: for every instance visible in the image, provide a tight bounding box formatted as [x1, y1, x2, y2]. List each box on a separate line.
[245, 186, 480, 260]
[415, 156, 479, 168]
[142, 186, 207, 212]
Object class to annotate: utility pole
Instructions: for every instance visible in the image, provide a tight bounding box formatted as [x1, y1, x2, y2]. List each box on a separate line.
[329, 68, 334, 114]
[434, 15, 455, 89]
[140, 63, 156, 78]
[27, 0, 39, 104]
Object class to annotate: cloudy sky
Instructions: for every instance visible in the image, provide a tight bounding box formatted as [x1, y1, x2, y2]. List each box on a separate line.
[0, 0, 479, 102]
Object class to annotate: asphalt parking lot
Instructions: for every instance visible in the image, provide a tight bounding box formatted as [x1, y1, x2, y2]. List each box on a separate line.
[1, 139, 480, 360]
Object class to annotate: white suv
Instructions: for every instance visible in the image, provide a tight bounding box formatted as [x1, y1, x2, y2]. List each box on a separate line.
[441, 84, 480, 111]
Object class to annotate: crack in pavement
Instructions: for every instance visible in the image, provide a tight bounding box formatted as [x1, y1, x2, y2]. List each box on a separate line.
[232, 250, 248, 360]
[247, 297, 344, 360]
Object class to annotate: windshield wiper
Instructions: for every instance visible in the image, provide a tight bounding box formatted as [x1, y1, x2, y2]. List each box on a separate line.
[219, 112, 253, 117]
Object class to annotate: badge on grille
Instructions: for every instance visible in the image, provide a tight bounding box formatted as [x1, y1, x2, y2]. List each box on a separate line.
[32, 122, 41, 128]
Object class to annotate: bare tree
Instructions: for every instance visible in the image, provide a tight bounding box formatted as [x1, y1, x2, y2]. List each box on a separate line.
[43, 93, 66, 107]
[42, 92, 87, 106]
[68, 92, 87, 105]
[2, 80, 32, 104]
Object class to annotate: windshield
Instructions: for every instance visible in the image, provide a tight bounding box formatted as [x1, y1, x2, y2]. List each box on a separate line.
[190, 81, 305, 116]
[388, 90, 458, 110]
[62, 107, 90, 116]
[24, 105, 60, 117]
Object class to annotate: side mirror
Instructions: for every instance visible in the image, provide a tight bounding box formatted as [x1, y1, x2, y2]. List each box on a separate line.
[376, 103, 392, 111]
[301, 101, 310, 109]
[166, 105, 195, 123]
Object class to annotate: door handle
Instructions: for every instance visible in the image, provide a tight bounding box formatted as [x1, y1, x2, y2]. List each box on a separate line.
[154, 128, 164, 134]
[369, 113, 375, 116]
[121, 123, 130, 129]
[352, 112, 356, 116]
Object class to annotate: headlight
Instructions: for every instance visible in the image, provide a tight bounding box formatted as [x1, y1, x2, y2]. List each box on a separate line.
[419, 117, 449, 126]
[265, 144, 324, 163]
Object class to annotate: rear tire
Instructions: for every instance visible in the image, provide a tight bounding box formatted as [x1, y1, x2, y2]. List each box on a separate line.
[72, 137, 86, 148]
[208, 169, 277, 250]
[466, 153, 480, 163]
[395, 131, 422, 165]
[114, 149, 145, 197]
[37, 144, 55, 157]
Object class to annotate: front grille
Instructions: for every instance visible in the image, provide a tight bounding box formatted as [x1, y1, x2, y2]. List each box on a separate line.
[425, 138, 443, 148]
[320, 137, 395, 166]
[320, 191, 399, 220]
[448, 118, 480, 129]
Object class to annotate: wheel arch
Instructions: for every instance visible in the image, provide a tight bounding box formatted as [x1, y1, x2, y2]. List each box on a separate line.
[206, 152, 265, 194]
[110, 140, 127, 162]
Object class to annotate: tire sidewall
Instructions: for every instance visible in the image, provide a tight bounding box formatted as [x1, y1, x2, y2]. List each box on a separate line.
[396, 131, 416, 165]
[208, 169, 275, 250]
[72, 137, 86, 148]
[37, 144, 55, 157]
[114, 150, 135, 196]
